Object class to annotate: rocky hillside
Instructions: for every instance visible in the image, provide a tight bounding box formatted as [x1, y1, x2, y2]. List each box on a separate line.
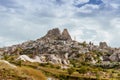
[0, 28, 120, 80]
[0, 28, 120, 66]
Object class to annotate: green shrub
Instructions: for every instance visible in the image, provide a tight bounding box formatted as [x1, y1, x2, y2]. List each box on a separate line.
[67, 67, 75, 75]
[77, 66, 88, 74]
[3, 54, 9, 60]
[17, 60, 22, 67]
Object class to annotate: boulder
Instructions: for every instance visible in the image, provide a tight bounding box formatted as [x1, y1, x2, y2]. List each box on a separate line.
[109, 52, 120, 62]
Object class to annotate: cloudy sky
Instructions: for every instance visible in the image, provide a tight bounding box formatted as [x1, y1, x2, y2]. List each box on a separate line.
[0, 0, 120, 47]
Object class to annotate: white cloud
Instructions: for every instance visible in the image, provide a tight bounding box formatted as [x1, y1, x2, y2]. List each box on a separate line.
[75, 4, 100, 14]
[110, 3, 119, 9]
[0, 0, 120, 47]
[74, 0, 89, 4]
[111, 18, 120, 28]
[0, 5, 7, 12]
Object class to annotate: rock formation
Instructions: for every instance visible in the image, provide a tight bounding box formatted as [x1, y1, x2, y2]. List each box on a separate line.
[62, 29, 72, 41]
[41, 28, 72, 41]
[1, 28, 120, 66]
[99, 42, 108, 49]
[109, 53, 120, 62]
[43, 28, 61, 40]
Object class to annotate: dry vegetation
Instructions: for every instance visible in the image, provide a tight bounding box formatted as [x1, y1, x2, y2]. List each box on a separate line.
[1, 55, 120, 80]
[20, 66, 46, 80]
[0, 61, 46, 80]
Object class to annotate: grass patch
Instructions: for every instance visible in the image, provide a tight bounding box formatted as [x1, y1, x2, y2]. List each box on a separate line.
[20, 66, 46, 80]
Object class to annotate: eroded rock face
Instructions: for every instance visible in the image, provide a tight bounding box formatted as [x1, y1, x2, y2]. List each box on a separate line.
[42, 28, 72, 41]
[43, 28, 61, 40]
[99, 42, 108, 49]
[17, 54, 69, 65]
[2, 28, 120, 66]
[62, 29, 72, 41]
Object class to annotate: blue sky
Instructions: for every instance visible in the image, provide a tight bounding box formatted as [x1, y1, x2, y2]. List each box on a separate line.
[0, 0, 120, 47]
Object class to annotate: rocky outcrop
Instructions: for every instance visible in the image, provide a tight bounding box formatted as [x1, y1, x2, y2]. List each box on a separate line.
[43, 28, 61, 40]
[41, 28, 72, 41]
[109, 53, 120, 62]
[62, 29, 72, 41]
[99, 42, 108, 49]
[1, 28, 120, 66]
[17, 54, 69, 65]
[17, 55, 43, 63]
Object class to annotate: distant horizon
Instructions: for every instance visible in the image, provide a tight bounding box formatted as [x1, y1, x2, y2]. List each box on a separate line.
[0, 0, 120, 47]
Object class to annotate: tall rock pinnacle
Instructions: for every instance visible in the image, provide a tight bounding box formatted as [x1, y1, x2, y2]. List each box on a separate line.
[62, 29, 72, 41]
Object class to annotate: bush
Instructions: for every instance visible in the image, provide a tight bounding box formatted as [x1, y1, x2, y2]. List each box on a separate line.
[56, 66, 61, 69]
[17, 60, 22, 67]
[77, 66, 88, 74]
[67, 67, 75, 75]
[3, 54, 9, 60]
